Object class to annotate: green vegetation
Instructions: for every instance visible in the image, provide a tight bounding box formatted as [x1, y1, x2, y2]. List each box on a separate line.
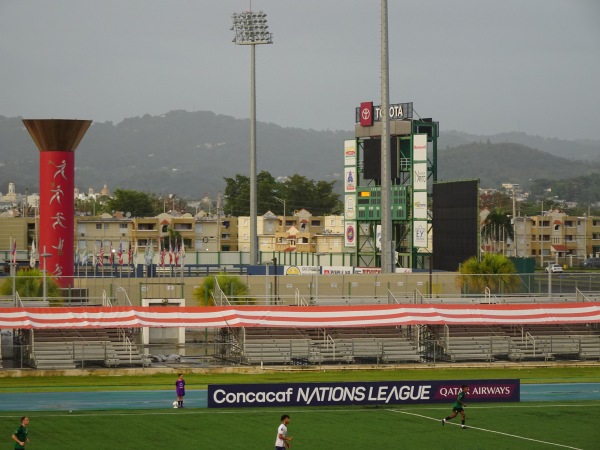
[2, 366, 599, 448]
[192, 273, 253, 306]
[457, 253, 521, 293]
[481, 207, 513, 244]
[0, 268, 61, 304]
[1, 401, 598, 449]
[224, 170, 342, 217]
[105, 188, 158, 217]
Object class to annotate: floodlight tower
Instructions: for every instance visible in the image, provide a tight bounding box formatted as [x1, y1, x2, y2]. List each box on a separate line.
[231, 10, 273, 265]
[380, 0, 393, 273]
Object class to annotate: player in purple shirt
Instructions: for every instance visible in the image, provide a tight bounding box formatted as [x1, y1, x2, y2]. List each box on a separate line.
[175, 373, 185, 408]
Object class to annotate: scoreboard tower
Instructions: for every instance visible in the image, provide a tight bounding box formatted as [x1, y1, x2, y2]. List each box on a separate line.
[344, 101, 439, 270]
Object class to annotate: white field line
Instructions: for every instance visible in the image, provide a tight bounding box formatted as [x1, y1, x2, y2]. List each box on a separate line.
[3, 401, 600, 418]
[387, 408, 583, 450]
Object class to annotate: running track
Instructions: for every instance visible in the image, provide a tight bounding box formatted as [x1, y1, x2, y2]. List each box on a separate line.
[1, 383, 599, 412]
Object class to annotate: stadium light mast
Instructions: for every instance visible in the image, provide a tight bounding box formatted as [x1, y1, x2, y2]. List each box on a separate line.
[380, 0, 393, 273]
[231, 10, 273, 265]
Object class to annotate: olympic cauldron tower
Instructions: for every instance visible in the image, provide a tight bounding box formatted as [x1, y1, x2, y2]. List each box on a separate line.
[23, 119, 92, 287]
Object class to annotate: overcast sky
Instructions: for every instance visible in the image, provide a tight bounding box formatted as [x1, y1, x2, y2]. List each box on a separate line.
[2, 1, 599, 140]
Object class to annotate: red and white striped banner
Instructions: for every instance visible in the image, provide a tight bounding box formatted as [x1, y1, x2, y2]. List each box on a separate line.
[1, 303, 599, 329]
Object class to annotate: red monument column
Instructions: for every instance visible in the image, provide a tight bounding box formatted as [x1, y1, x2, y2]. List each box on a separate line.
[23, 119, 92, 287]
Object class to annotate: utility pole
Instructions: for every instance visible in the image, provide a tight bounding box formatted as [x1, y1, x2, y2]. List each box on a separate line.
[216, 192, 222, 253]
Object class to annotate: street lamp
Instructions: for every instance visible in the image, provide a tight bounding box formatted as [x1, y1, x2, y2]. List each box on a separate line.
[169, 193, 176, 214]
[274, 196, 285, 230]
[231, 9, 273, 265]
[502, 183, 520, 257]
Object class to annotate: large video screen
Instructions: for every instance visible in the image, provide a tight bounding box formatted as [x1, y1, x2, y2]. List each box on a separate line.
[432, 180, 479, 271]
[362, 138, 399, 181]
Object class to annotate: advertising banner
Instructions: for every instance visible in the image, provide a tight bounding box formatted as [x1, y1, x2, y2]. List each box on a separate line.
[345, 195, 356, 220]
[321, 266, 354, 275]
[413, 220, 428, 248]
[208, 379, 520, 408]
[359, 102, 373, 127]
[413, 134, 427, 161]
[356, 102, 414, 123]
[344, 221, 356, 247]
[284, 266, 319, 275]
[413, 162, 427, 190]
[413, 191, 428, 219]
[344, 168, 356, 192]
[354, 267, 382, 274]
[344, 140, 357, 166]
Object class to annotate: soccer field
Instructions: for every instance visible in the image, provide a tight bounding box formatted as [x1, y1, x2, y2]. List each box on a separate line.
[2, 401, 599, 449]
[3, 367, 600, 448]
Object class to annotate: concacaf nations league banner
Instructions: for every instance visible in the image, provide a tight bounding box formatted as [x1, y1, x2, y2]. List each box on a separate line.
[208, 379, 519, 408]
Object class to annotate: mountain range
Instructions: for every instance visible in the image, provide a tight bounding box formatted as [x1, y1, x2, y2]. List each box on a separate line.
[1, 111, 599, 200]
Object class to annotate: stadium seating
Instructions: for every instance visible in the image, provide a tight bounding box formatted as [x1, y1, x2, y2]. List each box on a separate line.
[242, 326, 421, 365]
[433, 324, 600, 362]
[29, 328, 145, 369]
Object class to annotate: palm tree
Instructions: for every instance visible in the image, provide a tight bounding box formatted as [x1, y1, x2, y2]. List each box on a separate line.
[193, 274, 253, 306]
[457, 253, 520, 294]
[0, 268, 62, 305]
[481, 208, 513, 254]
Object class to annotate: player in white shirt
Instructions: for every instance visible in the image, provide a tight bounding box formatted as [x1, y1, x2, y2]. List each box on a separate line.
[275, 414, 292, 449]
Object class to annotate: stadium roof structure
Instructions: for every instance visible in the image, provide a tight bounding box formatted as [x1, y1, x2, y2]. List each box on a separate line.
[1, 303, 599, 329]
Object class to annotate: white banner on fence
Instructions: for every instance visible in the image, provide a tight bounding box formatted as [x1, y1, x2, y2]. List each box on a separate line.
[321, 266, 354, 275]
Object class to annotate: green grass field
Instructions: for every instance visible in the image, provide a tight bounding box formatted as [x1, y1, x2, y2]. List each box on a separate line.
[2, 401, 599, 449]
[2, 366, 600, 392]
[2, 366, 600, 449]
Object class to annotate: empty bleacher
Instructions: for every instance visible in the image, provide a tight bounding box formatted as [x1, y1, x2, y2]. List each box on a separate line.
[433, 325, 511, 362]
[241, 326, 421, 365]
[433, 324, 600, 362]
[242, 328, 313, 365]
[30, 328, 145, 369]
[498, 324, 600, 361]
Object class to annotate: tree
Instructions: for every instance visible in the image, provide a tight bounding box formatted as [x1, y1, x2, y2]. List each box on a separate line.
[192, 274, 253, 306]
[223, 174, 250, 217]
[480, 191, 511, 211]
[0, 268, 62, 305]
[106, 189, 157, 217]
[481, 208, 513, 253]
[223, 171, 341, 217]
[456, 253, 521, 294]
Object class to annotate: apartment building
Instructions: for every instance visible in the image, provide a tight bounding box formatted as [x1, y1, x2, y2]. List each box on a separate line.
[4, 211, 337, 263]
[527, 211, 600, 266]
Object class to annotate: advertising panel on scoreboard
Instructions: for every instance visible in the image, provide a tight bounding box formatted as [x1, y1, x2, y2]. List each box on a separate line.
[344, 168, 356, 192]
[413, 134, 428, 161]
[344, 221, 356, 247]
[413, 191, 428, 220]
[345, 195, 356, 220]
[413, 220, 428, 248]
[413, 163, 427, 190]
[344, 140, 356, 166]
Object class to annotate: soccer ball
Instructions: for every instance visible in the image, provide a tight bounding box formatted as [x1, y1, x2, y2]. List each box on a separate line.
[173, 401, 178, 408]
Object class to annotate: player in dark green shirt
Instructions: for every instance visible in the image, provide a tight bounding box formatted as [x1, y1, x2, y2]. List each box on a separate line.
[12, 416, 29, 449]
[442, 385, 469, 429]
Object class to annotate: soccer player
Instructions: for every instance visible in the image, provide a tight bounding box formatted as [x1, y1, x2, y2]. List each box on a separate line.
[175, 373, 185, 408]
[275, 414, 292, 450]
[442, 384, 469, 429]
[12, 416, 29, 449]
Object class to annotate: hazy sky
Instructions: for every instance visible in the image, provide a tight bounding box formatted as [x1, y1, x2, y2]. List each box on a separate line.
[2, 1, 599, 140]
